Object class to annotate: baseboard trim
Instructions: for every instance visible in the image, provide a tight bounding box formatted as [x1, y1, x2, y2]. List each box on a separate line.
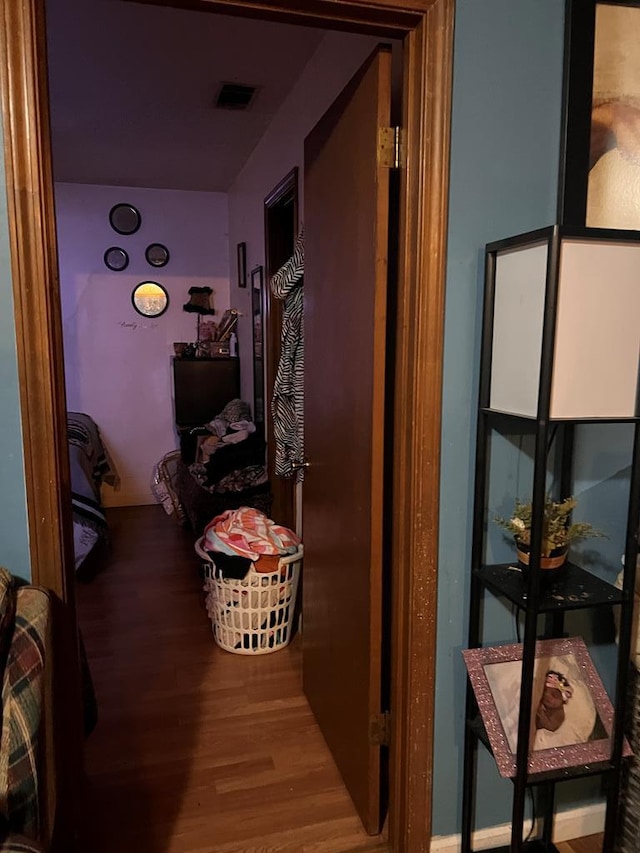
[431, 803, 605, 852]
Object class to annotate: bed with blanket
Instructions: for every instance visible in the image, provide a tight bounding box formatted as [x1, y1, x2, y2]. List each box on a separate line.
[67, 412, 118, 570]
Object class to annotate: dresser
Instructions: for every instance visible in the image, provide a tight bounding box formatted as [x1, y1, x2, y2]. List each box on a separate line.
[172, 356, 240, 429]
[170, 355, 270, 530]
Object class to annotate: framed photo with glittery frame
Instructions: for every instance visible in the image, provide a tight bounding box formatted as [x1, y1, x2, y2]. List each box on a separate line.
[462, 636, 631, 778]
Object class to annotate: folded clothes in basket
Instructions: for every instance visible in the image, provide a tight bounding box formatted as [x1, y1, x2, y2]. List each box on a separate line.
[208, 551, 252, 580]
[203, 507, 300, 562]
[205, 551, 286, 581]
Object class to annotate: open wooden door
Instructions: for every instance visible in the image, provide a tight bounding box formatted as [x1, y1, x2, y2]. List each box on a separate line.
[302, 45, 392, 835]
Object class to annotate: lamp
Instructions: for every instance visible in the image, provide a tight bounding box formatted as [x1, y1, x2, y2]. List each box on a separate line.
[183, 286, 215, 348]
[487, 226, 640, 420]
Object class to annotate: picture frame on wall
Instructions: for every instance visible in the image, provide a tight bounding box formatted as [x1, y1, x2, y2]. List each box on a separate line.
[560, 0, 640, 228]
[237, 241, 247, 288]
[462, 636, 631, 779]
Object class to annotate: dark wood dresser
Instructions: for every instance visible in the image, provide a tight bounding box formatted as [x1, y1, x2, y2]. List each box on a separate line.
[172, 356, 240, 429]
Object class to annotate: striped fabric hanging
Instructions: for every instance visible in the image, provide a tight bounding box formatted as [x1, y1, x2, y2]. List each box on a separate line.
[270, 228, 304, 481]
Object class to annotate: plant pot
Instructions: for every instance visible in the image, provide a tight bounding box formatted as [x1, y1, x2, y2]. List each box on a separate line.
[515, 541, 568, 574]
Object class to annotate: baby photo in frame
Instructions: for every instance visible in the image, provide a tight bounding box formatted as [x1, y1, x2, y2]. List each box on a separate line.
[462, 636, 631, 778]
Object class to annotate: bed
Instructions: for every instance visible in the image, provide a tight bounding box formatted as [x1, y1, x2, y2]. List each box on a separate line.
[67, 412, 118, 570]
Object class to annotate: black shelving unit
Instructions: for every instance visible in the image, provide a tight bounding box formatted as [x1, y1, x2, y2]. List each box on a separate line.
[461, 225, 640, 853]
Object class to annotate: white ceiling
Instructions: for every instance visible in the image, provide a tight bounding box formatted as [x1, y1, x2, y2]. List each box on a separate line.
[45, 0, 326, 191]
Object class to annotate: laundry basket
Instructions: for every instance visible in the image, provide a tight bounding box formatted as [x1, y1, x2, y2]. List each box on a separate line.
[195, 538, 303, 655]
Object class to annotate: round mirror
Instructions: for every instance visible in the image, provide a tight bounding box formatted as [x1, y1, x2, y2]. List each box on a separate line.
[109, 203, 141, 235]
[104, 246, 129, 271]
[131, 282, 169, 317]
[145, 242, 170, 268]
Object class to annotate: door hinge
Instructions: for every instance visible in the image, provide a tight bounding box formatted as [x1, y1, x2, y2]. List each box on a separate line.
[369, 711, 391, 746]
[378, 126, 404, 169]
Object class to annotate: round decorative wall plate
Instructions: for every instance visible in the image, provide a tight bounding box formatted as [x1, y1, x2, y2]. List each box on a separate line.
[131, 281, 169, 317]
[109, 203, 141, 235]
[145, 243, 170, 267]
[104, 246, 129, 272]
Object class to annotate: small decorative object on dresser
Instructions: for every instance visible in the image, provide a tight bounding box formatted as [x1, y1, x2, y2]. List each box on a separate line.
[215, 308, 239, 343]
[182, 286, 215, 349]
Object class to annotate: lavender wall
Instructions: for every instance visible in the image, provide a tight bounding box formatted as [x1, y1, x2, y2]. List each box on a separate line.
[227, 30, 382, 407]
[55, 183, 231, 506]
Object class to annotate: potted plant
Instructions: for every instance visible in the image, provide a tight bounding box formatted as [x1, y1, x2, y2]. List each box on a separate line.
[494, 496, 605, 572]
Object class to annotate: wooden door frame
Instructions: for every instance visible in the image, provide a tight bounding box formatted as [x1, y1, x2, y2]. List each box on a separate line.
[0, 0, 453, 850]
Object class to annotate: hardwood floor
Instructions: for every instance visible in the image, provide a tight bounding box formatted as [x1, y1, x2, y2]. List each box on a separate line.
[557, 835, 604, 853]
[76, 505, 389, 853]
[75, 505, 606, 853]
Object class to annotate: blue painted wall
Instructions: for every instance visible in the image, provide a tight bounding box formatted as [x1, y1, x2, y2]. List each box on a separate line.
[0, 134, 31, 581]
[433, 0, 566, 835]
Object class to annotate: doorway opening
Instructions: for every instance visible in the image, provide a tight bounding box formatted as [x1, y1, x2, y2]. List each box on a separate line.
[43, 2, 403, 848]
[2, 0, 452, 849]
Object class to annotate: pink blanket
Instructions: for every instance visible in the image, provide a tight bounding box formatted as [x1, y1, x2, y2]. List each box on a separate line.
[203, 507, 300, 561]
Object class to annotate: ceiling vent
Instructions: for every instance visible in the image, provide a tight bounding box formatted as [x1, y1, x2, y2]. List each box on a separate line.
[215, 83, 257, 110]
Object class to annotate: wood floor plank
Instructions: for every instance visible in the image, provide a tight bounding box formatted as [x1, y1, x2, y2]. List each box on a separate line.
[77, 505, 389, 852]
[556, 834, 604, 853]
[77, 505, 602, 853]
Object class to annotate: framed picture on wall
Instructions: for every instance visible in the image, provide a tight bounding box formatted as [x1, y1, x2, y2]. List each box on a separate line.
[237, 242, 247, 288]
[560, 0, 640, 228]
[462, 636, 630, 779]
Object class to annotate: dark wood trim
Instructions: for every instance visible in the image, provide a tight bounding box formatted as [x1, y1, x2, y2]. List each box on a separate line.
[0, 1, 83, 850]
[264, 165, 299, 212]
[0, 0, 75, 597]
[389, 2, 453, 850]
[128, 0, 427, 35]
[263, 167, 298, 530]
[0, 0, 453, 850]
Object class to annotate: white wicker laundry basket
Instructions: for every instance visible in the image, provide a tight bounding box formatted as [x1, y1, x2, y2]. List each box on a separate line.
[195, 538, 303, 655]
